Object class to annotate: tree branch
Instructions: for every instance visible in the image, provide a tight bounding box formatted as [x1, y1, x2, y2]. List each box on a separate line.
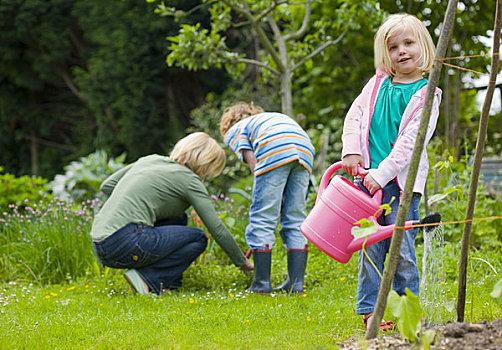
[234, 57, 280, 75]
[267, 13, 289, 68]
[54, 66, 88, 104]
[184, 2, 209, 16]
[283, 0, 312, 41]
[291, 26, 348, 71]
[253, 0, 288, 23]
[27, 136, 78, 152]
[221, 0, 286, 72]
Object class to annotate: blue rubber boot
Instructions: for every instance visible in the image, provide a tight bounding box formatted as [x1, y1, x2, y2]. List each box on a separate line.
[277, 246, 308, 294]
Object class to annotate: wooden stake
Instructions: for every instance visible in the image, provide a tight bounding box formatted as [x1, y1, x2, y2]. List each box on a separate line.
[457, 0, 501, 322]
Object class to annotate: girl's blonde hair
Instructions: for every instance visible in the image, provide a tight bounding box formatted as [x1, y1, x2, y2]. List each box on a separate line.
[374, 13, 436, 76]
[219, 102, 264, 137]
[170, 132, 226, 180]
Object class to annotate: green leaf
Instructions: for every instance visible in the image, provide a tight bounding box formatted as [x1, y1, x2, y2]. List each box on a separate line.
[445, 299, 456, 314]
[427, 193, 449, 205]
[421, 329, 436, 350]
[351, 225, 378, 240]
[380, 203, 392, 216]
[354, 217, 374, 228]
[427, 187, 458, 205]
[490, 278, 502, 298]
[224, 216, 236, 229]
[386, 289, 423, 342]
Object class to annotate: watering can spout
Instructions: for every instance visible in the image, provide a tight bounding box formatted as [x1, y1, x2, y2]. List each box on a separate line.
[346, 213, 442, 254]
[346, 219, 416, 253]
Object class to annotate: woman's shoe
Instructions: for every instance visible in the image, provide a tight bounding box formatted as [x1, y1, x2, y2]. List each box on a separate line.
[124, 269, 149, 296]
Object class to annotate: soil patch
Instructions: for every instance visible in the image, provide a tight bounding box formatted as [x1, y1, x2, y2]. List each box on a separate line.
[339, 319, 502, 349]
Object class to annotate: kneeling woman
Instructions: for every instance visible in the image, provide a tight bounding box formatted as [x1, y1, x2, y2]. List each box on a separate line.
[91, 132, 253, 295]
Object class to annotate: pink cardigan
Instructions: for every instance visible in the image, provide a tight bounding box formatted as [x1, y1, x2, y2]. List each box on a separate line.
[341, 71, 442, 195]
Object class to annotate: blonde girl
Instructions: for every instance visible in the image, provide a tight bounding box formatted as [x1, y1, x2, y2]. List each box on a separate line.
[341, 14, 441, 330]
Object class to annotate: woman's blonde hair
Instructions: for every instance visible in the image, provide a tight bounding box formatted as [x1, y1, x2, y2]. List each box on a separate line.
[219, 102, 264, 137]
[374, 13, 436, 76]
[170, 132, 226, 180]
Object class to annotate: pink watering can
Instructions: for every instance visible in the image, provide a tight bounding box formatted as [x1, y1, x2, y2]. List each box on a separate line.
[301, 162, 440, 263]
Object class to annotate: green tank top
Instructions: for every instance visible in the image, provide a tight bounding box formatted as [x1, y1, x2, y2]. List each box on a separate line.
[369, 78, 427, 169]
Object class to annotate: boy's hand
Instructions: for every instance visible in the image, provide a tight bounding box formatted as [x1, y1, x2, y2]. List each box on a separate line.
[242, 149, 256, 174]
[239, 259, 254, 276]
[342, 154, 364, 176]
[363, 174, 381, 195]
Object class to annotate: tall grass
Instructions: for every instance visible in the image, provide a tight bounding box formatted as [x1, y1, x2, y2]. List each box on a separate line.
[0, 198, 101, 285]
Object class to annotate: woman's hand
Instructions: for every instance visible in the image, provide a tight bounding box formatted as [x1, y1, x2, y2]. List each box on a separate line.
[363, 174, 381, 195]
[341, 154, 364, 176]
[239, 259, 254, 276]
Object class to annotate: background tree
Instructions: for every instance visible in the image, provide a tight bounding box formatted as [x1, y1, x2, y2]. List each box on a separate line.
[1, 0, 499, 181]
[162, 0, 382, 116]
[0, 0, 227, 178]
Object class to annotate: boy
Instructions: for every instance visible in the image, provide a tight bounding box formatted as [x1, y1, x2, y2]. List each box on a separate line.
[220, 102, 315, 293]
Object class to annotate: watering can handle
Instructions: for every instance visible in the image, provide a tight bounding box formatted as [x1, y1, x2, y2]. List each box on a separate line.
[316, 162, 381, 205]
[317, 162, 341, 204]
[316, 162, 366, 205]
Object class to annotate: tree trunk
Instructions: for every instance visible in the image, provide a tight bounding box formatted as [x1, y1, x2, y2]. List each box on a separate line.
[281, 70, 293, 116]
[365, 0, 458, 339]
[457, 0, 501, 322]
[30, 130, 38, 175]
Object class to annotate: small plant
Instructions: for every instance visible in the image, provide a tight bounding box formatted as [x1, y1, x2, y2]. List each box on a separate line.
[387, 288, 423, 342]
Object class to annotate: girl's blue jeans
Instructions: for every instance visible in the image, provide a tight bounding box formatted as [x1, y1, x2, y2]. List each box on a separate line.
[246, 161, 309, 250]
[93, 214, 207, 294]
[355, 179, 421, 315]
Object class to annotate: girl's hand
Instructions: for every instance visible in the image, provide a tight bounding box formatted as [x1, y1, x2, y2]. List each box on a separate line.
[239, 259, 254, 276]
[342, 154, 364, 176]
[363, 174, 381, 195]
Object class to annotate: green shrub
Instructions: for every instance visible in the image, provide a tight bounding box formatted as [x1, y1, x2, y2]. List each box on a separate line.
[49, 150, 126, 202]
[426, 154, 502, 247]
[0, 166, 52, 212]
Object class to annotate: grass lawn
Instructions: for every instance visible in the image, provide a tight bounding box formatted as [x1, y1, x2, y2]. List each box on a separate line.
[2, 244, 502, 349]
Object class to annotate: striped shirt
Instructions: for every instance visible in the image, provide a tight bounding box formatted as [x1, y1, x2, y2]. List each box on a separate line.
[223, 112, 315, 176]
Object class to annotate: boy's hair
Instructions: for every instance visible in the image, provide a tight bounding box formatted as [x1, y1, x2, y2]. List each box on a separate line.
[170, 132, 225, 180]
[219, 102, 264, 137]
[374, 13, 436, 76]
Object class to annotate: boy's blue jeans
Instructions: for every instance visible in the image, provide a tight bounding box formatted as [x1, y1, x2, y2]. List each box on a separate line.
[355, 179, 421, 315]
[246, 161, 309, 250]
[93, 216, 207, 294]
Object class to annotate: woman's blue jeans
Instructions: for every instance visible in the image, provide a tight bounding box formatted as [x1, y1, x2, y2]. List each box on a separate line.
[355, 179, 421, 315]
[93, 215, 207, 294]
